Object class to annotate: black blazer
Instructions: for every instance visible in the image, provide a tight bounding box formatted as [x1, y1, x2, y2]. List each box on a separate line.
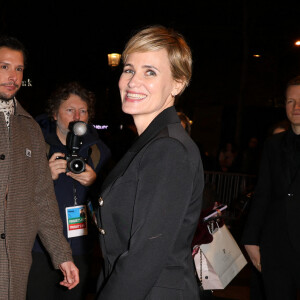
[96, 107, 204, 300]
[242, 129, 300, 254]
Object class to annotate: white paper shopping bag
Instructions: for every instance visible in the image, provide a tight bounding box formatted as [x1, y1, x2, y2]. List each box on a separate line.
[194, 225, 247, 290]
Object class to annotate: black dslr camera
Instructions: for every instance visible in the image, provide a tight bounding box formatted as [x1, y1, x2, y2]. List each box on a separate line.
[64, 121, 88, 174]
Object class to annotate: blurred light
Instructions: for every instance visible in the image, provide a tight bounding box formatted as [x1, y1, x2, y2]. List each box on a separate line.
[93, 125, 108, 130]
[253, 54, 261, 58]
[295, 40, 300, 46]
[108, 53, 121, 67]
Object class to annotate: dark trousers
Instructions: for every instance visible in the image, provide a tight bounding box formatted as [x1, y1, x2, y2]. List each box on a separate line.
[261, 261, 300, 300]
[27, 252, 93, 300]
[261, 240, 300, 300]
[250, 266, 266, 300]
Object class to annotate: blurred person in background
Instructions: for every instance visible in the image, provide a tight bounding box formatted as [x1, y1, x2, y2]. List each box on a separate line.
[177, 111, 192, 135]
[242, 75, 300, 299]
[218, 141, 237, 172]
[240, 136, 260, 175]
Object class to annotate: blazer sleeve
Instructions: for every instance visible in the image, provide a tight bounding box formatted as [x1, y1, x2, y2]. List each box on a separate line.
[241, 141, 272, 245]
[99, 137, 201, 299]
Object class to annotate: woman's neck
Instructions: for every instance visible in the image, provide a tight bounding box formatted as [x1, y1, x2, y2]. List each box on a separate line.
[132, 103, 174, 135]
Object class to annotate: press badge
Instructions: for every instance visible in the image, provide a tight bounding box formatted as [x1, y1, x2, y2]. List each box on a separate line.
[65, 205, 88, 238]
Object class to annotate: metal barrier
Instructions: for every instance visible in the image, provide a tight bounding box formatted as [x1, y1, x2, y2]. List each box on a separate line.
[203, 171, 256, 209]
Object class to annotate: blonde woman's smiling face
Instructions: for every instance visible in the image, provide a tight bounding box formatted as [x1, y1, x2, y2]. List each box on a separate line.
[118, 49, 183, 133]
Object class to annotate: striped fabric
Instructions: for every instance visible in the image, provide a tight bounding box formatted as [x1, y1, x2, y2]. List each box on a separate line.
[0, 98, 14, 128]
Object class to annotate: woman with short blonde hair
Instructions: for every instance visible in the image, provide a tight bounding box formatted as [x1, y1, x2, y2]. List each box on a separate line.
[96, 25, 203, 300]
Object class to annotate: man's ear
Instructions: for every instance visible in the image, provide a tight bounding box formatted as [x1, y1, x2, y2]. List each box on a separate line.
[53, 113, 57, 121]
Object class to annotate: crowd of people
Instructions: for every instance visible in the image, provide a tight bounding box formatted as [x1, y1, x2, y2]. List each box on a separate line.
[0, 23, 299, 300]
[0, 26, 203, 300]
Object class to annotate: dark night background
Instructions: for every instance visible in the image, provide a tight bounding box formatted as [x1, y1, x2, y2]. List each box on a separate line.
[1, 0, 300, 162]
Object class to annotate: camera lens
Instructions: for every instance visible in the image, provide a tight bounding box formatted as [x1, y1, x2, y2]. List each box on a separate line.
[68, 158, 85, 174]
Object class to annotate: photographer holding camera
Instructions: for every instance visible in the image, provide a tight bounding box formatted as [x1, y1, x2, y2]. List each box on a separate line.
[27, 82, 111, 300]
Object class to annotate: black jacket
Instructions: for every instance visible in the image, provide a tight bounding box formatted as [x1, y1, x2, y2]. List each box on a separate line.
[96, 107, 204, 300]
[242, 129, 300, 253]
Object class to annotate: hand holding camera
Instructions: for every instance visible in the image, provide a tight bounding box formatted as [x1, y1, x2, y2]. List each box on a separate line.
[49, 152, 67, 180]
[49, 121, 97, 186]
[54, 121, 87, 173]
[66, 163, 97, 187]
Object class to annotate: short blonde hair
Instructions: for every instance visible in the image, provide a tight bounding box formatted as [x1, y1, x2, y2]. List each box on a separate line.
[122, 25, 192, 94]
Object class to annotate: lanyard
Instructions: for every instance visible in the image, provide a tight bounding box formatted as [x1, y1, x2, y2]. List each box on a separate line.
[72, 180, 78, 206]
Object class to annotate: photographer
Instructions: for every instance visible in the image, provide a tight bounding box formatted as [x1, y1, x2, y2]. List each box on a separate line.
[27, 82, 111, 300]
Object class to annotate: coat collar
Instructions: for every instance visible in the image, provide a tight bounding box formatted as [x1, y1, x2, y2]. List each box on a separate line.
[13, 98, 32, 119]
[100, 106, 180, 194]
[128, 106, 180, 153]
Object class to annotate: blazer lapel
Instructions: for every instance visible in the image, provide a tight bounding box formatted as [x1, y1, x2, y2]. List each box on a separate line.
[100, 149, 137, 194]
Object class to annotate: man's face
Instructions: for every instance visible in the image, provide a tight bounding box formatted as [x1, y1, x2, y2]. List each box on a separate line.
[0, 47, 24, 101]
[286, 85, 300, 130]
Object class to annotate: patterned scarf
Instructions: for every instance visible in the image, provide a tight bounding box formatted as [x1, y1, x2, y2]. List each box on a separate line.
[0, 98, 15, 128]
